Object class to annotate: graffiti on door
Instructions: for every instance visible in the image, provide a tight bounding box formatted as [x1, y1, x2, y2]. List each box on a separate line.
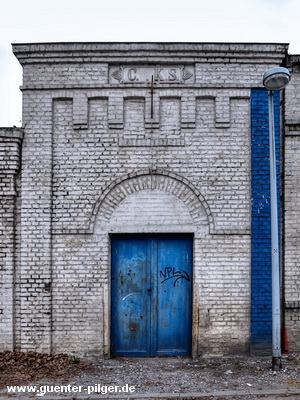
[111, 234, 193, 356]
[159, 267, 190, 287]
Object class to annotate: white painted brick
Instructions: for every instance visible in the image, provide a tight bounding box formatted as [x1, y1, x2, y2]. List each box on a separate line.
[2, 42, 296, 358]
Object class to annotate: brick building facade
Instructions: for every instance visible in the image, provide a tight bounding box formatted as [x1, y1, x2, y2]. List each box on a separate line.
[0, 43, 299, 358]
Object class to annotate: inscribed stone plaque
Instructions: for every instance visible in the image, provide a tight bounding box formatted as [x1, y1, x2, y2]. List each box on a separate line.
[110, 65, 194, 84]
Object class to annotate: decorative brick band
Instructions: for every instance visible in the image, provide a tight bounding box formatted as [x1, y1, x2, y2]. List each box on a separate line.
[285, 301, 300, 309]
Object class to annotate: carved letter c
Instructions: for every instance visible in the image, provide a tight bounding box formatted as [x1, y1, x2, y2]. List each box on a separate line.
[128, 68, 137, 81]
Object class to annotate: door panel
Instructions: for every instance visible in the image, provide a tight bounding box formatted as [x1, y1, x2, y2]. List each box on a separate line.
[111, 237, 151, 356]
[111, 234, 192, 357]
[156, 237, 192, 355]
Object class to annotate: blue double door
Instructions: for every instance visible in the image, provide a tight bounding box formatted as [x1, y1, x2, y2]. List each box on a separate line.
[111, 234, 193, 357]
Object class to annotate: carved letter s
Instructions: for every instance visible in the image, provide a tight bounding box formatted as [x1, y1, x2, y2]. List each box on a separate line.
[168, 68, 177, 81]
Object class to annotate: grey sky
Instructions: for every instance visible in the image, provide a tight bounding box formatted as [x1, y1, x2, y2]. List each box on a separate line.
[1, 0, 300, 126]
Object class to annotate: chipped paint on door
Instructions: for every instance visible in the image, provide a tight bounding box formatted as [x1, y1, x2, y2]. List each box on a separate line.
[111, 234, 192, 357]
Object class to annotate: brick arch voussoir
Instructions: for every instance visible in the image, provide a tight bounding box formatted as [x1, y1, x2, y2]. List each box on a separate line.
[89, 169, 214, 232]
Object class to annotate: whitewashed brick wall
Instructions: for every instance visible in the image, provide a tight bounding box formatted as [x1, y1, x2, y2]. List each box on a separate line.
[0, 128, 23, 351]
[7, 42, 291, 358]
[284, 57, 300, 351]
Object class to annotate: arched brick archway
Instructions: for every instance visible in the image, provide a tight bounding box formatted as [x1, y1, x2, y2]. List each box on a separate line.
[90, 169, 214, 233]
[91, 169, 213, 358]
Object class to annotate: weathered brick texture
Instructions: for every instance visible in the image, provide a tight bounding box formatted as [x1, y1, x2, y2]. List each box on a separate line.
[0, 128, 23, 351]
[2, 42, 299, 358]
[283, 56, 300, 352]
[250, 89, 281, 355]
